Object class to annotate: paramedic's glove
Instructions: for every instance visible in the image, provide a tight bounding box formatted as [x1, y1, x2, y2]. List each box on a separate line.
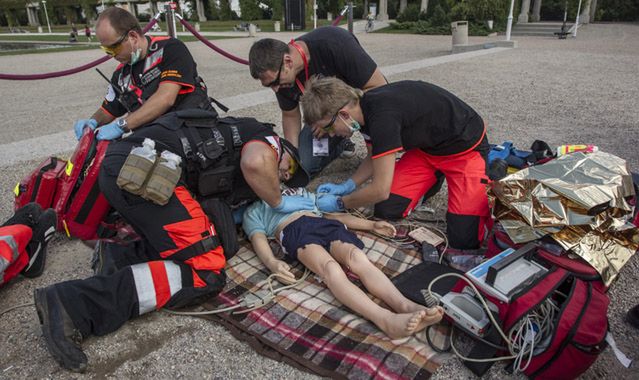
[317, 179, 356, 196]
[73, 118, 98, 140]
[96, 120, 125, 141]
[316, 194, 344, 213]
[272, 196, 315, 214]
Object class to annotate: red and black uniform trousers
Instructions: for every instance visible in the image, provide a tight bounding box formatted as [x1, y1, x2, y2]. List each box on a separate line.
[0, 225, 31, 287]
[51, 123, 226, 338]
[374, 137, 491, 250]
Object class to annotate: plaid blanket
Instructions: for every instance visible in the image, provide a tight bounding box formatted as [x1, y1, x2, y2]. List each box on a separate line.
[201, 233, 449, 379]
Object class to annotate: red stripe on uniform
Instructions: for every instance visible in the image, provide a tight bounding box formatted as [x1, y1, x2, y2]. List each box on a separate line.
[148, 261, 171, 309]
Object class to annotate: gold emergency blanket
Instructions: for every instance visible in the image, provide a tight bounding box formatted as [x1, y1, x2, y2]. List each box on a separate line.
[490, 151, 639, 286]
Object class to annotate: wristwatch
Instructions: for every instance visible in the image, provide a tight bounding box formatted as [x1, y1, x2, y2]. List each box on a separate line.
[116, 118, 130, 133]
[336, 196, 345, 211]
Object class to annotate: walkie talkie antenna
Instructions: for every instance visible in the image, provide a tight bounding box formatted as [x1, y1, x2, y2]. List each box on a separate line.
[95, 68, 123, 96]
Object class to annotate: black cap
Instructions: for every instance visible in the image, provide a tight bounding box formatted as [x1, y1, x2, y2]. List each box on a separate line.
[279, 138, 310, 188]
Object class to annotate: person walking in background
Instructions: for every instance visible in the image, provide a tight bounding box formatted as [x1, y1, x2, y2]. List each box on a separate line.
[84, 24, 91, 43]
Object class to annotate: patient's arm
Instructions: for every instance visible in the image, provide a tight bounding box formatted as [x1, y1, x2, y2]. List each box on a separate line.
[249, 232, 297, 284]
[323, 213, 396, 238]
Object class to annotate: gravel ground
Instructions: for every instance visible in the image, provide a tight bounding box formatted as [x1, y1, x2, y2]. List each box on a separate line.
[0, 23, 638, 379]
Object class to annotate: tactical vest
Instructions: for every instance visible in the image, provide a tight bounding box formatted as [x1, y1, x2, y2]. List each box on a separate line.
[152, 110, 277, 208]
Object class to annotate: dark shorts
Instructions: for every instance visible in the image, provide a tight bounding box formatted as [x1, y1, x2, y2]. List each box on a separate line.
[280, 216, 364, 260]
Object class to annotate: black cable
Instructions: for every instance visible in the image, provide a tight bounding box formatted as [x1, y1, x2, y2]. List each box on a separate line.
[426, 325, 451, 353]
[451, 325, 508, 351]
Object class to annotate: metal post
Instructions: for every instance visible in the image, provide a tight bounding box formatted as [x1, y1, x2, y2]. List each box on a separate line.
[165, 2, 178, 38]
[313, 0, 318, 29]
[573, 0, 583, 37]
[347, 2, 353, 33]
[41, 0, 51, 34]
[505, 0, 515, 41]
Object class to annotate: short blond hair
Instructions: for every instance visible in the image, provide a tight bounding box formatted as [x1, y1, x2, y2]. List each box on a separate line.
[300, 76, 363, 126]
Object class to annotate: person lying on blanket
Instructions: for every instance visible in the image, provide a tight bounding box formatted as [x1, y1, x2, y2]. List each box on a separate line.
[242, 187, 444, 340]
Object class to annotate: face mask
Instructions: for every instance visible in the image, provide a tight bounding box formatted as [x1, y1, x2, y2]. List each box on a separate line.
[349, 119, 361, 132]
[130, 46, 142, 65]
[340, 115, 361, 133]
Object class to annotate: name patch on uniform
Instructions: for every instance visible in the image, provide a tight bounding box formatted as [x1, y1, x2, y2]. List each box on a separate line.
[161, 69, 182, 79]
[140, 67, 161, 86]
[105, 84, 116, 102]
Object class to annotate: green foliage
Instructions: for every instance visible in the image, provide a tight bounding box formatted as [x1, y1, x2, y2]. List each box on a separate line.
[430, 4, 450, 26]
[467, 0, 508, 21]
[396, 4, 423, 22]
[219, 0, 233, 20]
[239, 0, 262, 20]
[597, 0, 639, 21]
[272, 0, 283, 21]
[206, 0, 221, 20]
[449, 0, 471, 21]
[389, 19, 492, 36]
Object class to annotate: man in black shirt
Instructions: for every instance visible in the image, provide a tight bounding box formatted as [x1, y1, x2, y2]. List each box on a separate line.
[71, 7, 213, 141]
[300, 77, 491, 250]
[248, 27, 387, 176]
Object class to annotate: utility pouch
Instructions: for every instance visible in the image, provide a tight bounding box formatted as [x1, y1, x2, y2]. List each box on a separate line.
[143, 156, 182, 206]
[198, 165, 234, 197]
[116, 153, 156, 195]
[196, 138, 225, 169]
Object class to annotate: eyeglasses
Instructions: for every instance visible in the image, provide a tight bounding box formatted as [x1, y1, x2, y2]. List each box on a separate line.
[321, 101, 351, 132]
[264, 59, 284, 88]
[100, 28, 133, 56]
[287, 156, 299, 176]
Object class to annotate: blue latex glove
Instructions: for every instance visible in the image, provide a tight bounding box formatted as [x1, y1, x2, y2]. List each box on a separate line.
[73, 118, 98, 140]
[272, 195, 315, 214]
[96, 120, 125, 141]
[316, 194, 344, 213]
[317, 179, 356, 196]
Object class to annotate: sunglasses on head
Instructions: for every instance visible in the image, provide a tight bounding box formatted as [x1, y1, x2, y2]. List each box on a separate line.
[100, 28, 133, 56]
[264, 59, 284, 88]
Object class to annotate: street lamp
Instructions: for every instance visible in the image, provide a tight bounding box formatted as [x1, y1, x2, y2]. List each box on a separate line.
[42, 0, 52, 34]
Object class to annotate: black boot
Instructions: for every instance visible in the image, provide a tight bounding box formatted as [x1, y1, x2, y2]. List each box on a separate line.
[22, 209, 57, 278]
[34, 287, 88, 373]
[3, 202, 42, 227]
[626, 304, 639, 329]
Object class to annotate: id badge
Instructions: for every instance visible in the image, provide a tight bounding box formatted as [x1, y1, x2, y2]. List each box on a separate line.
[313, 137, 329, 157]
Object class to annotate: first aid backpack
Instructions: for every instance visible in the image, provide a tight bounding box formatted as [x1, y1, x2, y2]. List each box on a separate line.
[54, 128, 111, 240]
[14, 157, 66, 210]
[14, 128, 112, 240]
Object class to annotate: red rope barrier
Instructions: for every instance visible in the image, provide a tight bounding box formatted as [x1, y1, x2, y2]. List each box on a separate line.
[0, 18, 158, 81]
[177, 17, 249, 65]
[332, 15, 345, 26]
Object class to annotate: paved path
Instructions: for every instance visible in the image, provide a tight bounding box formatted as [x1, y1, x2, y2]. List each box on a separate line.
[0, 24, 638, 379]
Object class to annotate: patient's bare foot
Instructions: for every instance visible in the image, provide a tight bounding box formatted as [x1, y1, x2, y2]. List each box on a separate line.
[380, 307, 445, 340]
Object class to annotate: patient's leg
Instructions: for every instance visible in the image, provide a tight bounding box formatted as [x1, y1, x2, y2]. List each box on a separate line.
[297, 244, 432, 339]
[330, 241, 443, 324]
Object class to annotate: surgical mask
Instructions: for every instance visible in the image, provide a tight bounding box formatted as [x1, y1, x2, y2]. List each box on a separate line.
[130, 46, 142, 65]
[349, 119, 361, 132]
[340, 115, 361, 133]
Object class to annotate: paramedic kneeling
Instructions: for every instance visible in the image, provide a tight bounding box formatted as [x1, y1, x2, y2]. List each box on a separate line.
[33, 112, 312, 373]
[72, 7, 214, 142]
[300, 77, 490, 250]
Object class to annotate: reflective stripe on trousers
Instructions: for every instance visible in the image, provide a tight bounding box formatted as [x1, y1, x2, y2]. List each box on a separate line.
[0, 235, 20, 283]
[131, 260, 183, 315]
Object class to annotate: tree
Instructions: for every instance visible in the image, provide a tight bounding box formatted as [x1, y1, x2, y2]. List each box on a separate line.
[239, 0, 261, 20]
[219, 0, 232, 20]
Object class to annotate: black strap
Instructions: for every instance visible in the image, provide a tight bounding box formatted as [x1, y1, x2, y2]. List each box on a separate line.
[168, 235, 220, 262]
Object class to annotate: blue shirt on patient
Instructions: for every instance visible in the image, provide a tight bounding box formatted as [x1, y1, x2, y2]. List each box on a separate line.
[242, 188, 321, 239]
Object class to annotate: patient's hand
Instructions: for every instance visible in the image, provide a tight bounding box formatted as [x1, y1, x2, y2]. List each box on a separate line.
[267, 258, 297, 285]
[373, 221, 396, 237]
